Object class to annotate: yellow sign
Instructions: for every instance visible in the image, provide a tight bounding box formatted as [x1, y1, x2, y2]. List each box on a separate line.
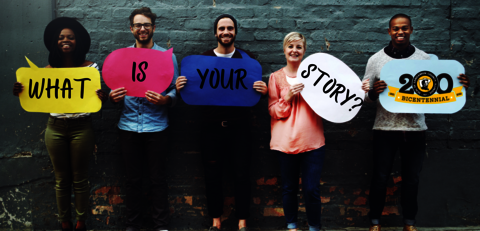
[16, 57, 101, 113]
[387, 86, 464, 105]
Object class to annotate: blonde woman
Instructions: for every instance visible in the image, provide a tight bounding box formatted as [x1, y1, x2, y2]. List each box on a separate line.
[268, 32, 325, 231]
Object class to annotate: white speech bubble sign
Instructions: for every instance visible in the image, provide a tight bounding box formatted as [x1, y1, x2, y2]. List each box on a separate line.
[297, 53, 365, 123]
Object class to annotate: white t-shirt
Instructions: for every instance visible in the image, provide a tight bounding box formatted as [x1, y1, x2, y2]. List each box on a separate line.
[286, 75, 298, 85]
[214, 49, 235, 58]
[283, 68, 299, 85]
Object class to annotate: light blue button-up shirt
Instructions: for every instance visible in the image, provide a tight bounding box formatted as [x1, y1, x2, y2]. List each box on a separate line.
[117, 43, 179, 133]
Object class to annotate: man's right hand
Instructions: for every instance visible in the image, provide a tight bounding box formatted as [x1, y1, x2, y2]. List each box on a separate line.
[13, 82, 24, 97]
[110, 87, 127, 103]
[175, 76, 187, 92]
[372, 80, 387, 97]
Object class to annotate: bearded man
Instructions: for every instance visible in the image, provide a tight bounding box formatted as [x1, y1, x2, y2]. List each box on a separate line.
[109, 7, 179, 231]
[176, 14, 268, 231]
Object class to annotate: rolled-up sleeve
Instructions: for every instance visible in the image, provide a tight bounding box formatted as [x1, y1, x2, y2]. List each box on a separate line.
[165, 53, 179, 107]
[362, 58, 376, 103]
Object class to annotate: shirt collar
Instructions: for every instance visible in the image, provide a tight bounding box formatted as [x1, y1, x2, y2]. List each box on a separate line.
[132, 42, 157, 49]
[384, 41, 415, 59]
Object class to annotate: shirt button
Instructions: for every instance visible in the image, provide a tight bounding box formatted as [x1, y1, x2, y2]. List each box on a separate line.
[139, 113, 142, 115]
[140, 101, 142, 104]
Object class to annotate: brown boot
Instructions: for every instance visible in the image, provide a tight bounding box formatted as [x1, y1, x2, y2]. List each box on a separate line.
[369, 224, 381, 231]
[403, 225, 418, 231]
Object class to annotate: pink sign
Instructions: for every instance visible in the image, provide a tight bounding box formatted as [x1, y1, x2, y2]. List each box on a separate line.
[102, 48, 174, 97]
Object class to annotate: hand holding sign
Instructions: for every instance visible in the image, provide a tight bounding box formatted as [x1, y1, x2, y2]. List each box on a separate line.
[145, 90, 171, 105]
[102, 48, 174, 97]
[380, 59, 466, 114]
[180, 53, 262, 106]
[253, 80, 268, 95]
[285, 83, 305, 102]
[373, 80, 388, 96]
[457, 73, 470, 90]
[297, 53, 365, 123]
[15, 57, 101, 113]
[13, 82, 24, 96]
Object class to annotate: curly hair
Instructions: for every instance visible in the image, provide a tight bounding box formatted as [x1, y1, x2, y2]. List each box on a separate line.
[129, 7, 157, 26]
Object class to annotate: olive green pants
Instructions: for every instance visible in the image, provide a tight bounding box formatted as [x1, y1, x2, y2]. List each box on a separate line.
[45, 117, 94, 222]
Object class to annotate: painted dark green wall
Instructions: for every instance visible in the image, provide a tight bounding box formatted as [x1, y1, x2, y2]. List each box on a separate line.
[0, 0, 479, 229]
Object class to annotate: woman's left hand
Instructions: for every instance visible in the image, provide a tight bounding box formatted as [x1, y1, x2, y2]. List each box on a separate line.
[284, 83, 304, 102]
[253, 81, 268, 95]
[96, 89, 107, 102]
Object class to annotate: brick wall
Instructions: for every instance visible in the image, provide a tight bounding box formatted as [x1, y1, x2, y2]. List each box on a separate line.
[1, 0, 479, 229]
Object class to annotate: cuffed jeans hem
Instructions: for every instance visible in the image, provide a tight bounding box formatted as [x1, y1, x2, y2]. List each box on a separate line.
[371, 219, 380, 225]
[75, 214, 87, 222]
[58, 218, 71, 222]
[287, 222, 298, 229]
[404, 219, 416, 226]
[309, 225, 320, 231]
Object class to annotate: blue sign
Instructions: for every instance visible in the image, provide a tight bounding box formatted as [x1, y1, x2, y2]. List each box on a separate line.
[380, 59, 466, 114]
[428, 54, 439, 60]
[180, 54, 262, 106]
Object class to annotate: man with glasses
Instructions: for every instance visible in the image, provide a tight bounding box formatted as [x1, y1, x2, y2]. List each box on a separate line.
[109, 7, 179, 231]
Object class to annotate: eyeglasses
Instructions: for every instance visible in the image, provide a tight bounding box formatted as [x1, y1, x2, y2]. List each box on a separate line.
[132, 23, 153, 30]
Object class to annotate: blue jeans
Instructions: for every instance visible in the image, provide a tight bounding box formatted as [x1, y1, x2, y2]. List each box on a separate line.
[277, 146, 326, 231]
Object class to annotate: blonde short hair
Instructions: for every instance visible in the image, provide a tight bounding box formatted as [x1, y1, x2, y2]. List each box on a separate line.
[283, 32, 307, 50]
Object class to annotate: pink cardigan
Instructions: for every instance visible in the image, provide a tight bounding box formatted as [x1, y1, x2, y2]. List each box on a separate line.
[268, 68, 325, 154]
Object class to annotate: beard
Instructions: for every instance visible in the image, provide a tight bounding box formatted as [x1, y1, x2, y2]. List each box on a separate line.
[216, 34, 236, 47]
[134, 31, 154, 45]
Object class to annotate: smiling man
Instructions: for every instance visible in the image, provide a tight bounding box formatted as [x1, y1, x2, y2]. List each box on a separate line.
[176, 14, 267, 231]
[108, 7, 179, 231]
[362, 14, 470, 231]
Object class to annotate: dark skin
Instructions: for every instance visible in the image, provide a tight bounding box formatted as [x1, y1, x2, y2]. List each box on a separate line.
[12, 29, 104, 230]
[13, 28, 106, 102]
[372, 17, 470, 97]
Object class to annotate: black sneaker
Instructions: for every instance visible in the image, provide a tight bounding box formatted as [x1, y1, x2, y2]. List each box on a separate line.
[126, 227, 140, 231]
[239, 227, 249, 231]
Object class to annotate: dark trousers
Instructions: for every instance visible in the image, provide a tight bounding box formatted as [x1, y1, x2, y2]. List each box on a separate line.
[119, 129, 169, 229]
[45, 117, 94, 222]
[200, 120, 252, 219]
[277, 147, 326, 230]
[368, 130, 426, 223]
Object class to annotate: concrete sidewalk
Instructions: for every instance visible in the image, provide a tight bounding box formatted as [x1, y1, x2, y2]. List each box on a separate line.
[34, 228, 480, 231]
[3, 228, 480, 231]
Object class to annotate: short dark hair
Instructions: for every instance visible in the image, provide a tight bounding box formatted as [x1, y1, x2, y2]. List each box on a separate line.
[213, 14, 238, 35]
[129, 7, 157, 26]
[389, 13, 412, 28]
